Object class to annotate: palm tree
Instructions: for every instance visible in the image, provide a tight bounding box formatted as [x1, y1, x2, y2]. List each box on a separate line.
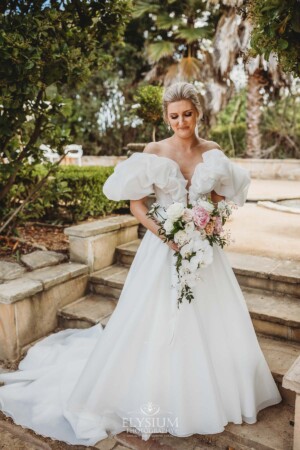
[133, 0, 226, 129]
[134, 0, 290, 157]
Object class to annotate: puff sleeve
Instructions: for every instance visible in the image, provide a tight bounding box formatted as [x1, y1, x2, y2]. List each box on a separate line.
[103, 153, 154, 200]
[102, 152, 187, 202]
[190, 149, 251, 206]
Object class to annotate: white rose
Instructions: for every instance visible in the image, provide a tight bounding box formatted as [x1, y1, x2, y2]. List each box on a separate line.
[184, 221, 195, 235]
[187, 230, 201, 242]
[163, 218, 174, 234]
[174, 230, 189, 246]
[166, 202, 185, 222]
[197, 199, 214, 213]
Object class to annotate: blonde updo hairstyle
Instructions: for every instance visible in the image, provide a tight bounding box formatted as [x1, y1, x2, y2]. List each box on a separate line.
[162, 82, 203, 126]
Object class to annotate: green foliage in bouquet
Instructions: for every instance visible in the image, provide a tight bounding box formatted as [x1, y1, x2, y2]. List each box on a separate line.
[248, 0, 300, 75]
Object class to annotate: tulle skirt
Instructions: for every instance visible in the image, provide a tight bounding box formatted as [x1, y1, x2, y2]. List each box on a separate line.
[0, 229, 282, 446]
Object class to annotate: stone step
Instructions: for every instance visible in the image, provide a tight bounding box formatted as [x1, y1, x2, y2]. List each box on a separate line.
[90, 264, 128, 299]
[90, 264, 300, 343]
[116, 240, 300, 298]
[195, 402, 294, 450]
[116, 239, 141, 267]
[243, 287, 300, 343]
[0, 262, 88, 304]
[0, 262, 89, 362]
[57, 294, 117, 329]
[259, 335, 300, 406]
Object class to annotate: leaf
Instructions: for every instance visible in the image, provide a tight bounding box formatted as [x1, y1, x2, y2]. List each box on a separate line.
[156, 13, 181, 30]
[45, 84, 58, 100]
[175, 26, 210, 44]
[25, 60, 35, 70]
[178, 57, 202, 80]
[277, 38, 289, 50]
[147, 41, 175, 63]
[132, 1, 159, 19]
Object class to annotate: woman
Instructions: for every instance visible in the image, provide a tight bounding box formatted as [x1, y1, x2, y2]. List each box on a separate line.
[0, 82, 282, 447]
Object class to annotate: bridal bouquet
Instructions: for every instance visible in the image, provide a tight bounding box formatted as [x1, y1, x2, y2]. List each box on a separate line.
[146, 196, 236, 308]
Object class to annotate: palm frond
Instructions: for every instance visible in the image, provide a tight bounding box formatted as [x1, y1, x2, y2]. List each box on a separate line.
[156, 13, 181, 30]
[213, 13, 247, 75]
[175, 26, 211, 44]
[147, 41, 175, 63]
[164, 63, 180, 85]
[164, 57, 205, 85]
[178, 57, 203, 80]
[132, 1, 160, 19]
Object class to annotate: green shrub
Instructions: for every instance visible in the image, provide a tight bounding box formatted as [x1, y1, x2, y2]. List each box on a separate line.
[53, 165, 128, 222]
[2, 165, 129, 224]
[208, 123, 247, 158]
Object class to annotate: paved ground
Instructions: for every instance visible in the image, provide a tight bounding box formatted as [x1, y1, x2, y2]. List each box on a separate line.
[247, 179, 300, 202]
[224, 179, 300, 261]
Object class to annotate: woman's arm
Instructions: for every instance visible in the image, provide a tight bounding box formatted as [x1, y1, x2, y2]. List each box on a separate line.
[130, 198, 179, 251]
[130, 198, 161, 237]
[210, 190, 225, 205]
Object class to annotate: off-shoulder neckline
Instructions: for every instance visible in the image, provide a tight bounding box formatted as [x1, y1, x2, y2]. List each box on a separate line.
[136, 148, 222, 190]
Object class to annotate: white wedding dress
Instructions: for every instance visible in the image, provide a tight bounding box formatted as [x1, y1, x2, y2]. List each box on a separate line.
[0, 149, 282, 446]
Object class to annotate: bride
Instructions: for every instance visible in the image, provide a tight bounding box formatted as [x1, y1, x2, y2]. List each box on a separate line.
[0, 82, 282, 447]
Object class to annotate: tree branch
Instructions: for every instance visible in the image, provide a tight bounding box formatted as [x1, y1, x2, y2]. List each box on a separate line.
[0, 114, 46, 202]
[0, 153, 67, 235]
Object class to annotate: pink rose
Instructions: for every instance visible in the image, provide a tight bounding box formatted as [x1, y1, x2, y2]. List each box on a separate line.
[192, 206, 210, 229]
[213, 216, 223, 234]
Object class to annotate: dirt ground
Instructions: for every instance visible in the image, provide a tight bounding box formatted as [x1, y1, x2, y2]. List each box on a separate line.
[0, 214, 122, 264]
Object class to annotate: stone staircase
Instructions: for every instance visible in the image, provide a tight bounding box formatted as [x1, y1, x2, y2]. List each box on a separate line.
[57, 237, 300, 450]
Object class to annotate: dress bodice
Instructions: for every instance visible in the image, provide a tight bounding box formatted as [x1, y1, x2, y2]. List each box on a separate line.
[102, 149, 251, 208]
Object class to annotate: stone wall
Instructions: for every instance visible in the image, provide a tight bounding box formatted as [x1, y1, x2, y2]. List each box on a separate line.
[82, 153, 300, 181]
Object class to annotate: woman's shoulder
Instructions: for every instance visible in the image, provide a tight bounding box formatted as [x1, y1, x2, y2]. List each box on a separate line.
[143, 139, 222, 154]
[199, 139, 222, 153]
[143, 139, 169, 156]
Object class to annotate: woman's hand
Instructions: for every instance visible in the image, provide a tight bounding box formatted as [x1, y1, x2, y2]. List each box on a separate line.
[165, 239, 180, 252]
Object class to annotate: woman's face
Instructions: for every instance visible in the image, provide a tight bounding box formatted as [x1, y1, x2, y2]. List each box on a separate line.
[167, 99, 199, 138]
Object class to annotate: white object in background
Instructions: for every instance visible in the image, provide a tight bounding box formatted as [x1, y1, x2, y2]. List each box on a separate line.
[64, 144, 83, 166]
[40, 144, 60, 164]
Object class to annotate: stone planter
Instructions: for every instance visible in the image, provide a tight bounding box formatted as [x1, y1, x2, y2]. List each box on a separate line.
[0, 262, 89, 362]
[65, 215, 139, 272]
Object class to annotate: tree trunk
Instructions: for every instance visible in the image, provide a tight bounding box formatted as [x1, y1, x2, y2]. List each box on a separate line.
[152, 125, 156, 142]
[246, 69, 265, 158]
